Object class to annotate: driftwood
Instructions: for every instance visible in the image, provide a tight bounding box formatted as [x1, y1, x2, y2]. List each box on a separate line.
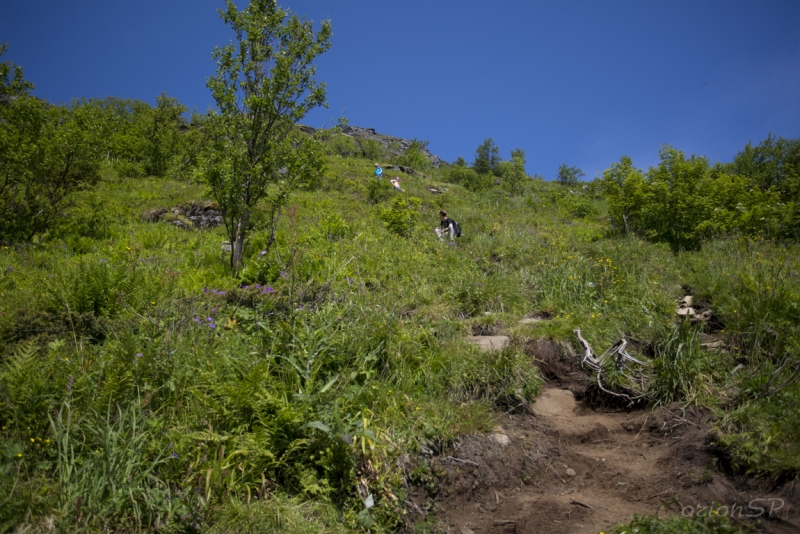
[574, 328, 649, 400]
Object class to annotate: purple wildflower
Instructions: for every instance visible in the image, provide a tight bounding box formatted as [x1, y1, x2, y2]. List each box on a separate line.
[193, 317, 199, 322]
[171, 452, 179, 459]
[135, 353, 143, 358]
[242, 285, 249, 290]
[207, 317, 213, 322]
[280, 271, 288, 279]
[265, 286, 274, 293]
[209, 323, 216, 329]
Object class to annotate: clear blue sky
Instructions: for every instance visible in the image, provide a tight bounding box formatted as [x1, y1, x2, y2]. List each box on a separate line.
[3, 0, 799, 179]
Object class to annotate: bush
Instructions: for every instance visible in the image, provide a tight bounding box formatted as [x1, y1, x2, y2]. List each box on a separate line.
[379, 196, 421, 237]
[366, 178, 393, 204]
[0, 98, 106, 244]
[601, 148, 792, 249]
[359, 138, 385, 161]
[445, 165, 492, 192]
[326, 134, 359, 158]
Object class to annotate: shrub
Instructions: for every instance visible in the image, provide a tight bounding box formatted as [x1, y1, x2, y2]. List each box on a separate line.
[445, 165, 492, 192]
[379, 196, 421, 237]
[326, 134, 359, 157]
[366, 178, 393, 204]
[359, 138, 385, 161]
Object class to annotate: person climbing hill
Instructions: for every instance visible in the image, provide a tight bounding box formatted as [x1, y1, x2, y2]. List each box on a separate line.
[374, 163, 383, 179]
[390, 177, 404, 191]
[435, 209, 461, 242]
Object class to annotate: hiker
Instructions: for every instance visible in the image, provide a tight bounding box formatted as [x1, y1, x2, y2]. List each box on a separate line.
[435, 209, 460, 242]
[374, 163, 383, 179]
[390, 177, 404, 191]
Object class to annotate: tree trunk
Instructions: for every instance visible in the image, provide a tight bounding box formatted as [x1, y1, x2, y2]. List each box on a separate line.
[232, 208, 249, 272]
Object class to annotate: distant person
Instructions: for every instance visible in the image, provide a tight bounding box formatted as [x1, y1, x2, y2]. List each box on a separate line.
[390, 177, 404, 191]
[374, 163, 383, 179]
[435, 209, 461, 242]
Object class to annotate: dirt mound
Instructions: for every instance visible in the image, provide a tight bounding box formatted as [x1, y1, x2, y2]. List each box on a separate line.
[407, 339, 799, 533]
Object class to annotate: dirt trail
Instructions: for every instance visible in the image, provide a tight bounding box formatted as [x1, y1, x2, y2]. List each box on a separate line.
[407, 340, 799, 534]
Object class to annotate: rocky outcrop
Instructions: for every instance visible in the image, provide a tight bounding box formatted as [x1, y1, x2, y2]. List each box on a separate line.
[143, 201, 223, 230]
[299, 124, 445, 168]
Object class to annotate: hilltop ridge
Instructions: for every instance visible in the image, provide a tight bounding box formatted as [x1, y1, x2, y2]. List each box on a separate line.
[299, 124, 445, 167]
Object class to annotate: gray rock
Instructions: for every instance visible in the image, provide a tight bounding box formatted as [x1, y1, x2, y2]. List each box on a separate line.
[466, 335, 510, 352]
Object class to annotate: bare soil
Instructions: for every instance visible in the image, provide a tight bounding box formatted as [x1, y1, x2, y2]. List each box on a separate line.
[406, 339, 799, 533]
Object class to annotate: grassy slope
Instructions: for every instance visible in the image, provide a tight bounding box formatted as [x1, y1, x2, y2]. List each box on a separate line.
[0, 154, 797, 532]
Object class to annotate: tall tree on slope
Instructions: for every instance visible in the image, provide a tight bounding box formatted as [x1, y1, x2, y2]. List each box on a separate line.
[203, 0, 331, 271]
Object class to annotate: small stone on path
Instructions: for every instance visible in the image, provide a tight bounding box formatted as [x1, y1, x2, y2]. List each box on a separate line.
[489, 433, 510, 446]
[466, 335, 509, 352]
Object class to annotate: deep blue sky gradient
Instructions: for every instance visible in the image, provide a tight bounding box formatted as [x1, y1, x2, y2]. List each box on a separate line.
[2, 0, 799, 179]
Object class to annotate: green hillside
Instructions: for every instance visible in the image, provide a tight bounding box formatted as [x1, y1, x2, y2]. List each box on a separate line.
[2, 5, 800, 532]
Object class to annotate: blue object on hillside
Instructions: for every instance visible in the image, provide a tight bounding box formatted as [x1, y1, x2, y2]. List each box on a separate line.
[375, 166, 383, 179]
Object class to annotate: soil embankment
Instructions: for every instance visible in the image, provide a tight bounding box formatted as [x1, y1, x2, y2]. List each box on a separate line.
[407, 339, 799, 533]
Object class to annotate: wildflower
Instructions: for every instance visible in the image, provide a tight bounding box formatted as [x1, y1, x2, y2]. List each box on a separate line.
[150, 301, 156, 305]
[210, 308, 217, 313]
[209, 323, 216, 329]
[280, 270, 288, 278]
[265, 286, 275, 293]
[242, 285, 249, 290]
[172, 452, 179, 459]
[193, 317, 199, 322]
[135, 353, 143, 358]
[30, 438, 34, 442]
[17, 453, 21, 458]
[207, 317, 213, 322]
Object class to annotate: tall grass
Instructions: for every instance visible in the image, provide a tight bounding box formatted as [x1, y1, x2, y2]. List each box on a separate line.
[1, 156, 798, 531]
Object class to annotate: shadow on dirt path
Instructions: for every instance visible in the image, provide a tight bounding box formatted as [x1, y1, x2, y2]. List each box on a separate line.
[407, 339, 799, 534]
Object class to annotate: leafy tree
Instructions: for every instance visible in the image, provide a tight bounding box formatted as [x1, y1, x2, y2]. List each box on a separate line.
[0, 43, 33, 101]
[731, 134, 800, 202]
[84, 95, 189, 178]
[445, 165, 492, 192]
[473, 138, 502, 176]
[396, 138, 429, 170]
[202, 0, 331, 270]
[557, 163, 585, 186]
[600, 147, 788, 249]
[601, 156, 648, 233]
[500, 148, 527, 196]
[0, 50, 105, 244]
[144, 93, 188, 177]
[453, 156, 467, 167]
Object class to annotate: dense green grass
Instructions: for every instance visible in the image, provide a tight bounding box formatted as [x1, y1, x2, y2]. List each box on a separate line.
[1, 153, 798, 531]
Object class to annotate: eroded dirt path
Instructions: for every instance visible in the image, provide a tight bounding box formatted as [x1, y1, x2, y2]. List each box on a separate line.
[407, 341, 799, 534]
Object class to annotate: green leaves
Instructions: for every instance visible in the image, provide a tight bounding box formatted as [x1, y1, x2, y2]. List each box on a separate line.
[557, 163, 585, 187]
[0, 97, 106, 244]
[600, 145, 792, 249]
[203, 0, 331, 270]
